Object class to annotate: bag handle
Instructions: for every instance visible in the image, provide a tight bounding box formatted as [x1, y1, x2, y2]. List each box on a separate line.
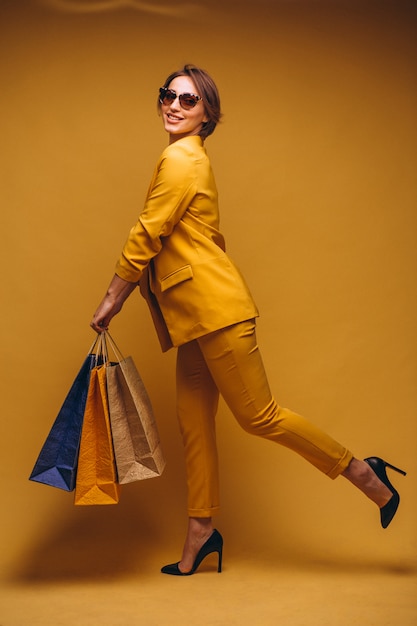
[102, 331, 125, 364]
[87, 332, 109, 367]
[87, 331, 126, 366]
[87, 334, 100, 354]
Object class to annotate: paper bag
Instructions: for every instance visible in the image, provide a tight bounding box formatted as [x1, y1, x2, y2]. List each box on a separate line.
[74, 365, 120, 505]
[106, 356, 165, 484]
[29, 353, 97, 491]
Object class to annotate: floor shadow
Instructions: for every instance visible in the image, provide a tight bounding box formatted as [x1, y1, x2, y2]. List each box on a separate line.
[289, 554, 417, 576]
[10, 488, 166, 584]
[226, 535, 417, 577]
[228, 553, 417, 578]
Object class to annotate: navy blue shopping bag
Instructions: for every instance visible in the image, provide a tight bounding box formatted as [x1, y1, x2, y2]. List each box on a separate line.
[29, 347, 100, 492]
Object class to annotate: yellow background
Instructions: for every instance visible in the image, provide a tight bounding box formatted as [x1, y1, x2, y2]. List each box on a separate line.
[1, 0, 416, 584]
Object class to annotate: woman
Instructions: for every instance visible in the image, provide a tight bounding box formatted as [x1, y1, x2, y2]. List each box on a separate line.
[91, 64, 406, 575]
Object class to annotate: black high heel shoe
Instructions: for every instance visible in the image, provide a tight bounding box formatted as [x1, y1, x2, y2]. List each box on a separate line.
[364, 457, 406, 528]
[161, 529, 223, 576]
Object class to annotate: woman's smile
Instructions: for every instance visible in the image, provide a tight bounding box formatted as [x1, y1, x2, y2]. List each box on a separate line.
[166, 112, 184, 122]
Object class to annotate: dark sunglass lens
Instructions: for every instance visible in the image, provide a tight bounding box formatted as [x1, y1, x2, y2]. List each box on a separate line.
[165, 89, 176, 102]
[159, 88, 176, 105]
[180, 95, 199, 109]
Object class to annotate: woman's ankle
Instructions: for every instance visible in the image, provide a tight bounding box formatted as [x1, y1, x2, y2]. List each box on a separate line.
[342, 457, 392, 506]
[188, 516, 214, 538]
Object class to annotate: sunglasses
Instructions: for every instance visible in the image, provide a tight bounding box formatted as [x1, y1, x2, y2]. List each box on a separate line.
[159, 87, 202, 110]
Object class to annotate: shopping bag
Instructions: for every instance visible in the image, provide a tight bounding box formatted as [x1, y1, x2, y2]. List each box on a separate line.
[105, 333, 165, 484]
[29, 348, 99, 491]
[74, 364, 120, 505]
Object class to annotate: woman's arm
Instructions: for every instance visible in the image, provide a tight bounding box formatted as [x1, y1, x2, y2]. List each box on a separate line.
[115, 144, 197, 283]
[90, 273, 138, 333]
[91, 142, 198, 331]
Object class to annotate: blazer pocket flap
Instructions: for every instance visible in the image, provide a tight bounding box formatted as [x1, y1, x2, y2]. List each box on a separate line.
[160, 265, 193, 292]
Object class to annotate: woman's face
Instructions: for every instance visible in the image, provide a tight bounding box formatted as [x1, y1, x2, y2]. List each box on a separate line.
[160, 76, 208, 143]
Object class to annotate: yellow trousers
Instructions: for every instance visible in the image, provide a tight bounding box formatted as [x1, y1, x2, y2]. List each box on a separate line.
[176, 319, 353, 517]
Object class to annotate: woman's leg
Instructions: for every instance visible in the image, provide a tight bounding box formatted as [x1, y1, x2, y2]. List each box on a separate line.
[197, 320, 393, 506]
[176, 339, 220, 517]
[198, 320, 353, 477]
[175, 340, 219, 572]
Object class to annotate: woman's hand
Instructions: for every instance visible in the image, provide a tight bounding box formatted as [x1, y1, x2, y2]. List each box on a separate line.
[90, 274, 138, 333]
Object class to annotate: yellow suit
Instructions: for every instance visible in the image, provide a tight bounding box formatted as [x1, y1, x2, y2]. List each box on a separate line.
[115, 135, 258, 351]
[115, 134, 352, 518]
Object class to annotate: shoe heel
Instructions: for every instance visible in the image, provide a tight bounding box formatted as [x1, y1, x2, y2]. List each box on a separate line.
[385, 462, 406, 476]
[217, 547, 223, 573]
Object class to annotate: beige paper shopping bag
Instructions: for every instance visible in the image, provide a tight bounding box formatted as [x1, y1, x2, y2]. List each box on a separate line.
[106, 355, 165, 484]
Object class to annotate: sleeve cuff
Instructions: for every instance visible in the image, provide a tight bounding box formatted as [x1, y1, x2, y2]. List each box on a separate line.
[115, 260, 142, 283]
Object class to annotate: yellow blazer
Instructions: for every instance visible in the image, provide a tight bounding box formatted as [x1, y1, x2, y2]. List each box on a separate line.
[115, 135, 258, 351]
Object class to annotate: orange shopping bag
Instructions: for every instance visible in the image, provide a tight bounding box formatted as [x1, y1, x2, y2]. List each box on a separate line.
[74, 362, 120, 505]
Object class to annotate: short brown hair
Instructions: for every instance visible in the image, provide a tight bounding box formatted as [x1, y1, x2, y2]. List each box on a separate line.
[158, 64, 222, 139]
